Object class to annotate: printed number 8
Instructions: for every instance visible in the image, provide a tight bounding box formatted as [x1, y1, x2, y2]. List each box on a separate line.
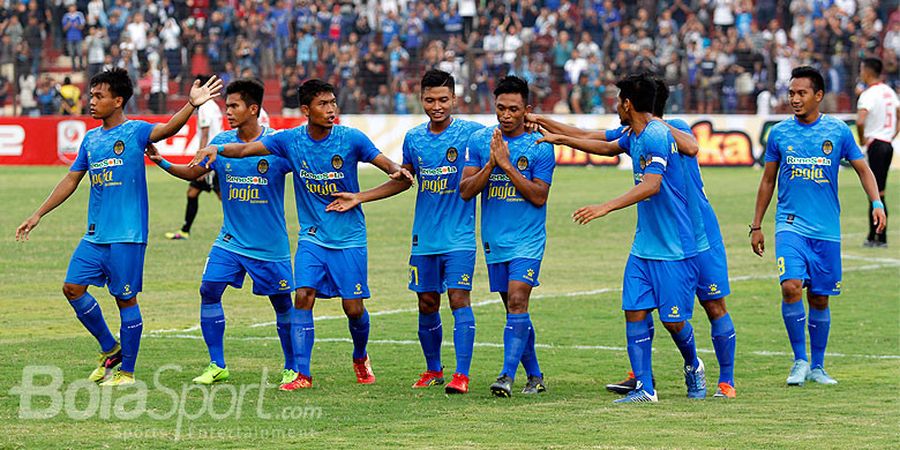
[776, 257, 785, 276]
[409, 266, 419, 285]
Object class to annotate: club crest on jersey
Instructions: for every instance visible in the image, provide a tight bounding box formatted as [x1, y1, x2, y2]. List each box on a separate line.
[517, 156, 529, 171]
[257, 159, 269, 174]
[822, 140, 833, 155]
[113, 140, 125, 155]
[331, 155, 344, 170]
[446, 147, 458, 163]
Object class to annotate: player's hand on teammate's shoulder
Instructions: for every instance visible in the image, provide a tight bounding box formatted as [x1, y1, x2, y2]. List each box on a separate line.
[15, 214, 41, 241]
[189, 75, 224, 107]
[536, 130, 562, 145]
[190, 146, 217, 168]
[326, 192, 360, 213]
[572, 204, 610, 225]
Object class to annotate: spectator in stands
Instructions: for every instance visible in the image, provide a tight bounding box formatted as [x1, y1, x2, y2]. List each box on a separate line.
[19, 72, 37, 116]
[160, 18, 181, 81]
[281, 70, 301, 117]
[35, 76, 59, 116]
[84, 26, 109, 81]
[62, 4, 85, 71]
[337, 76, 363, 114]
[59, 77, 82, 116]
[372, 84, 393, 114]
[148, 57, 169, 114]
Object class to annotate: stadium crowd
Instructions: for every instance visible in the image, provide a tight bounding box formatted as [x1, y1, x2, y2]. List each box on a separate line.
[0, 0, 898, 116]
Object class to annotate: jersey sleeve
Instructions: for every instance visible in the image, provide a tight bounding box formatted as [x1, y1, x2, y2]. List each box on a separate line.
[617, 133, 632, 156]
[667, 118, 693, 134]
[70, 139, 88, 172]
[197, 104, 214, 128]
[401, 132, 413, 166]
[764, 128, 781, 163]
[135, 120, 155, 146]
[856, 90, 872, 111]
[642, 125, 669, 176]
[348, 128, 381, 163]
[464, 130, 487, 168]
[531, 141, 556, 185]
[605, 125, 627, 141]
[261, 130, 291, 158]
[840, 123, 864, 161]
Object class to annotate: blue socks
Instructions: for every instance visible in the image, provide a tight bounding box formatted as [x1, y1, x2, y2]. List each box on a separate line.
[626, 320, 654, 394]
[520, 324, 542, 378]
[782, 301, 807, 361]
[500, 313, 531, 380]
[68, 292, 117, 353]
[808, 307, 831, 369]
[291, 308, 315, 376]
[452, 306, 476, 376]
[645, 312, 655, 341]
[269, 294, 295, 371]
[118, 304, 143, 373]
[710, 313, 736, 385]
[418, 311, 443, 372]
[199, 281, 227, 368]
[671, 321, 699, 368]
[348, 309, 370, 360]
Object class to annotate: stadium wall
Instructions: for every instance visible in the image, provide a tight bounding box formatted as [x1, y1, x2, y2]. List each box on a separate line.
[1, 115, 897, 168]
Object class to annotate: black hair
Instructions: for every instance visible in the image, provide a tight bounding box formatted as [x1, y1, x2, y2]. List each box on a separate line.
[493, 75, 529, 102]
[790, 66, 825, 94]
[652, 77, 669, 118]
[861, 57, 883, 76]
[90, 68, 134, 105]
[420, 69, 455, 93]
[298, 79, 335, 106]
[225, 78, 265, 113]
[615, 74, 655, 113]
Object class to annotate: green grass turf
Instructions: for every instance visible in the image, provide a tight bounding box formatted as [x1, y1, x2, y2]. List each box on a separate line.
[0, 166, 898, 449]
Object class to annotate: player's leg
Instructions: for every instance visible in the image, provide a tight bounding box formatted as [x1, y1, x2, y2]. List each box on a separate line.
[269, 291, 296, 381]
[191, 247, 245, 384]
[409, 254, 444, 387]
[485, 262, 514, 397]
[658, 257, 706, 399]
[866, 140, 891, 245]
[333, 246, 374, 384]
[776, 231, 813, 385]
[444, 250, 477, 394]
[99, 243, 147, 386]
[614, 255, 657, 403]
[282, 241, 324, 390]
[243, 255, 296, 382]
[64, 241, 120, 382]
[805, 237, 842, 384]
[696, 244, 736, 397]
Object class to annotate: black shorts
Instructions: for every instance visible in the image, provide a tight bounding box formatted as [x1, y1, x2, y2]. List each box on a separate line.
[190, 171, 220, 193]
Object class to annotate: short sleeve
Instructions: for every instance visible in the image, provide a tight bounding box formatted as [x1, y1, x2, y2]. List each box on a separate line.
[764, 128, 781, 163]
[605, 125, 627, 141]
[261, 130, 291, 158]
[197, 104, 213, 128]
[840, 124, 864, 161]
[464, 131, 487, 168]
[856, 90, 872, 111]
[531, 141, 556, 185]
[401, 133, 413, 166]
[70, 139, 88, 172]
[135, 120, 155, 146]
[642, 125, 669, 176]
[348, 128, 380, 162]
[617, 133, 632, 155]
[667, 118, 692, 134]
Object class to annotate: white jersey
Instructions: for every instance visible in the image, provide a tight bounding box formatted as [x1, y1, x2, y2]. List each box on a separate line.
[259, 108, 270, 128]
[197, 100, 224, 146]
[857, 82, 899, 144]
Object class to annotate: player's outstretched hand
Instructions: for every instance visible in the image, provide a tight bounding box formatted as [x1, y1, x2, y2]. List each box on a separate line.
[391, 167, 415, 183]
[190, 75, 223, 107]
[536, 131, 563, 145]
[16, 214, 40, 241]
[190, 146, 217, 168]
[326, 192, 361, 212]
[873, 208, 887, 234]
[144, 142, 162, 162]
[573, 204, 609, 224]
[750, 229, 765, 257]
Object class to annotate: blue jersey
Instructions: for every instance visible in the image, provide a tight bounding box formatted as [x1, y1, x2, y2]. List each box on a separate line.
[765, 114, 863, 242]
[261, 125, 381, 249]
[465, 126, 555, 263]
[606, 125, 627, 141]
[403, 118, 484, 255]
[618, 120, 697, 260]
[667, 118, 722, 249]
[209, 127, 293, 261]
[70, 120, 155, 244]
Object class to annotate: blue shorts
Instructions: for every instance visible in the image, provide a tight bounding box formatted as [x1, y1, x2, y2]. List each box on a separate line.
[622, 254, 698, 322]
[65, 240, 146, 300]
[695, 242, 731, 301]
[775, 231, 842, 296]
[486, 258, 541, 293]
[408, 251, 476, 293]
[203, 246, 294, 296]
[295, 240, 369, 299]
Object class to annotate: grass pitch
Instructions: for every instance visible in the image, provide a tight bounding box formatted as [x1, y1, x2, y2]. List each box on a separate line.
[0, 165, 898, 449]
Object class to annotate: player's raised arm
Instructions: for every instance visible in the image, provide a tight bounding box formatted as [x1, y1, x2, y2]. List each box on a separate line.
[573, 173, 662, 225]
[145, 143, 210, 181]
[16, 170, 86, 241]
[490, 129, 551, 207]
[849, 158, 887, 234]
[537, 130, 626, 156]
[526, 113, 608, 140]
[149, 75, 224, 143]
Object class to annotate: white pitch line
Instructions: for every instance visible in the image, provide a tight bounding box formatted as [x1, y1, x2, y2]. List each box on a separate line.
[146, 335, 900, 360]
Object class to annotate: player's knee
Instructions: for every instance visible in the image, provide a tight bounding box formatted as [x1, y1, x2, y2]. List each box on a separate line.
[342, 300, 365, 319]
[116, 296, 138, 308]
[702, 298, 727, 320]
[506, 293, 529, 314]
[62, 283, 86, 301]
[780, 280, 803, 301]
[807, 294, 829, 310]
[417, 293, 440, 315]
[294, 289, 315, 309]
[447, 290, 471, 310]
[199, 281, 225, 304]
[662, 321, 685, 334]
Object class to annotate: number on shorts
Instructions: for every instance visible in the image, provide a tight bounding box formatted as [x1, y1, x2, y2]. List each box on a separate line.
[776, 257, 785, 276]
[409, 265, 419, 285]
